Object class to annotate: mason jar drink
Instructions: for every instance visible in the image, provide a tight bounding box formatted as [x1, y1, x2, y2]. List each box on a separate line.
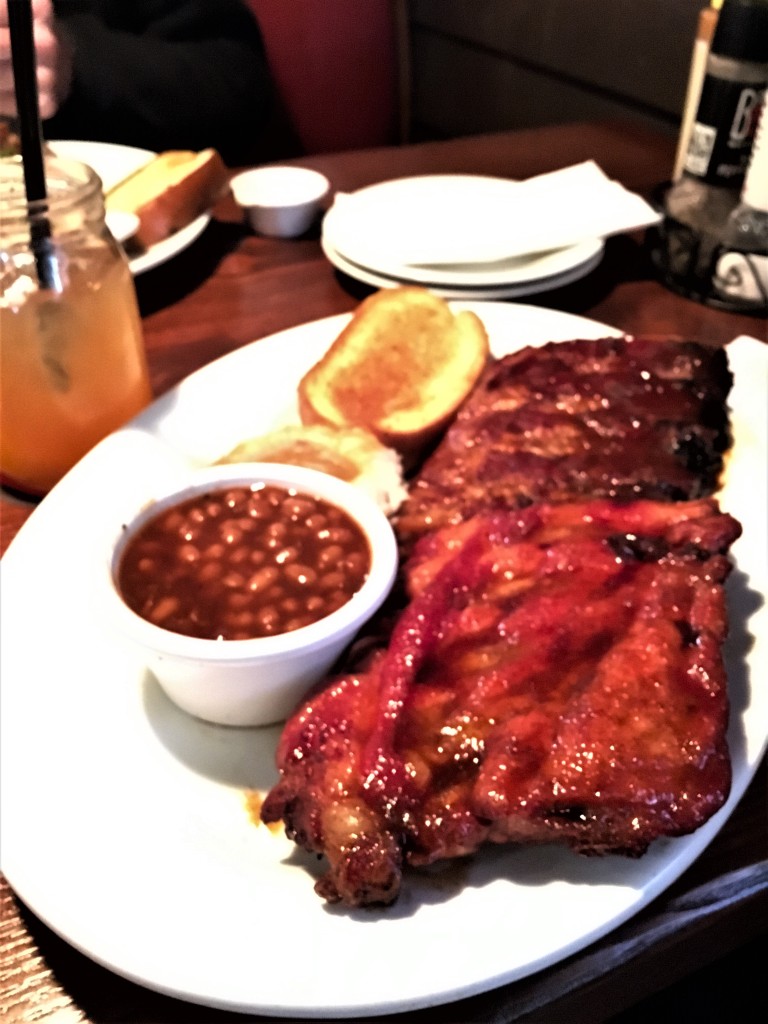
[1, 153, 152, 496]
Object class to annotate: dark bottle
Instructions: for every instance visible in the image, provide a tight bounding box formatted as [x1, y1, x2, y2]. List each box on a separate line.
[655, 0, 768, 301]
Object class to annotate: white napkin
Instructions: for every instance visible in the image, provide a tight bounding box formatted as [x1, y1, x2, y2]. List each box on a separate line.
[327, 161, 661, 269]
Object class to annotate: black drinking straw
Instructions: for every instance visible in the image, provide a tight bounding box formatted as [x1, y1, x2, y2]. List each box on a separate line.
[8, 0, 57, 289]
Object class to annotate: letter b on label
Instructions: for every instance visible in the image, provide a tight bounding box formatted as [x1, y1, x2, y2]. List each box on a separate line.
[730, 89, 762, 143]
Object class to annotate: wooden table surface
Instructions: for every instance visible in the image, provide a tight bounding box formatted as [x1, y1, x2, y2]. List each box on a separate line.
[1, 120, 766, 1024]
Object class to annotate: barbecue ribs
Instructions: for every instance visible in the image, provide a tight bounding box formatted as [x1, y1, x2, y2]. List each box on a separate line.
[395, 336, 732, 550]
[262, 498, 741, 906]
[261, 335, 740, 907]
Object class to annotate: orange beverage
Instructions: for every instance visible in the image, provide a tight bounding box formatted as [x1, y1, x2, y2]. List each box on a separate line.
[1, 154, 152, 495]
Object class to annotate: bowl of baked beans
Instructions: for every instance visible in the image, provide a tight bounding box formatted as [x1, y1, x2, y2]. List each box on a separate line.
[106, 463, 398, 726]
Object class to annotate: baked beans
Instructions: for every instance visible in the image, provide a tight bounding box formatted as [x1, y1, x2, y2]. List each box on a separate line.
[117, 484, 371, 641]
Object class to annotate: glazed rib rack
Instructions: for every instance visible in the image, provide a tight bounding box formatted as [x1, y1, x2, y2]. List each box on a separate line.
[395, 335, 732, 549]
[262, 336, 741, 907]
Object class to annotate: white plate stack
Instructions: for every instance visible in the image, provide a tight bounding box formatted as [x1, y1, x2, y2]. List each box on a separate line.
[321, 164, 662, 300]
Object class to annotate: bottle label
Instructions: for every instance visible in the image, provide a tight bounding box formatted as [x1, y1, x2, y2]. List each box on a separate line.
[685, 77, 765, 185]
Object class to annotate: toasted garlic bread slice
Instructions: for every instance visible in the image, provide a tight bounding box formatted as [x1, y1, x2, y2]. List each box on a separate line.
[298, 287, 490, 456]
[106, 148, 228, 248]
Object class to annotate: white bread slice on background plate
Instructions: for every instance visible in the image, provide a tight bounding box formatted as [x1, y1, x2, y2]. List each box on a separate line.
[106, 148, 229, 248]
[297, 287, 490, 459]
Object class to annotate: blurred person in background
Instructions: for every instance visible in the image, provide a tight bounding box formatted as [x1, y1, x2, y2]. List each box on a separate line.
[0, 0, 272, 165]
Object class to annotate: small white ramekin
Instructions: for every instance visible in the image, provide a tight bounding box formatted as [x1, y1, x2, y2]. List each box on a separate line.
[230, 165, 330, 238]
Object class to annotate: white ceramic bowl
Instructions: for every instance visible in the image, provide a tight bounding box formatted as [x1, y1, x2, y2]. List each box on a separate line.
[230, 165, 330, 238]
[105, 463, 397, 726]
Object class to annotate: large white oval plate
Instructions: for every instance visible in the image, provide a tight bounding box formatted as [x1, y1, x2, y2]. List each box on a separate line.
[1, 304, 765, 1018]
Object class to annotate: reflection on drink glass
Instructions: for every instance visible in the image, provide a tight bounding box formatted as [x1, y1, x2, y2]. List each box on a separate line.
[1, 153, 152, 496]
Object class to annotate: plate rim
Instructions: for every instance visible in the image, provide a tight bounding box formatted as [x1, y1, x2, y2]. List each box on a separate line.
[321, 233, 605, 299]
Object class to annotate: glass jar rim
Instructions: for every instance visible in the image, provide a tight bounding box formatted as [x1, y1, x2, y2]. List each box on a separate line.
[0, 153, 103, 219]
